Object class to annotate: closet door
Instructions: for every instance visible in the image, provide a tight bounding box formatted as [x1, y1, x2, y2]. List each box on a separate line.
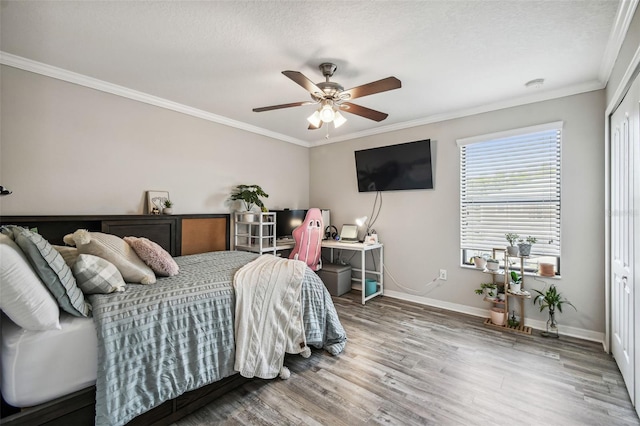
[610, 73, 639, 407]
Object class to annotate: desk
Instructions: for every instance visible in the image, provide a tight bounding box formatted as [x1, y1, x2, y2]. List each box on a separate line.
[321, 240, 384, 305]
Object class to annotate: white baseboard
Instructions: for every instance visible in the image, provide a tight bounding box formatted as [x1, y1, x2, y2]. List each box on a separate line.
[382, 289, 605, 345]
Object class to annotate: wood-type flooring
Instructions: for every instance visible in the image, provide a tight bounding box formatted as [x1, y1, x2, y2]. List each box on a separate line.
[172, 292, 640, 426]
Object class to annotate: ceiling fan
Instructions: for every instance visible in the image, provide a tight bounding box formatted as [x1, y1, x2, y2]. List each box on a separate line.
[253, 63, 401, 130]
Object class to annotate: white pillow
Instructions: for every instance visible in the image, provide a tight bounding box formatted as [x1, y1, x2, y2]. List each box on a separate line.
[0, 234, 61, 330]
[65, 230, 156, 284]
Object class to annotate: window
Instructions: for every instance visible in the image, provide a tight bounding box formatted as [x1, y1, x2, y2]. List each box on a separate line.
[458, 122, 562, 274]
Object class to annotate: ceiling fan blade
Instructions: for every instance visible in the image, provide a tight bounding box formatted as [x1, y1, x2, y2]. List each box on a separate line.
[341, 77, 401, 100]
[282, 71, 325, 97]
[308, 122, 323, 130]
[253, 101, 313, 112]
[339, 102, 389, 122]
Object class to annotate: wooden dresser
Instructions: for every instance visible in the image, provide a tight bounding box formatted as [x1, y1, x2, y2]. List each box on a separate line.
[0, 214, 230, 256]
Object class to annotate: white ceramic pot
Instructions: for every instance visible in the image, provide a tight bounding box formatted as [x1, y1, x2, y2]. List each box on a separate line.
[473, 256, 487, 269]
[490, 308, 505, 326]
[162, 207, 173, 215]
[241, 212, 256, 222]
[486, 261, 499, 271]
[507, 246, 519, 256]
[510, 282, 521, 293]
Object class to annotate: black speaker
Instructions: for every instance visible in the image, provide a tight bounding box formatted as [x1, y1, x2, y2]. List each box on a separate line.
[324, 225, 339, 240]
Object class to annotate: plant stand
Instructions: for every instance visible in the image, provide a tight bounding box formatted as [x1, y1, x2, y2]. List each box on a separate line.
[479, 248, 532, 335]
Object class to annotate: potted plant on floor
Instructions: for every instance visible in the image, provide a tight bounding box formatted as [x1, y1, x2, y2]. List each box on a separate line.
[517, 236, 537, 257]
[533, 284, 576, 338]
[505, 233, 519, 256]
[229, 184, 269, 221]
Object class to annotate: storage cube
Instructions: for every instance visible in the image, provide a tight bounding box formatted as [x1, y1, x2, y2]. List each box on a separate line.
[317, 263, 352, 296]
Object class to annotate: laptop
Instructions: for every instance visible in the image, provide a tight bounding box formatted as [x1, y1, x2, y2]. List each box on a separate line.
[339, 224, 359, 243]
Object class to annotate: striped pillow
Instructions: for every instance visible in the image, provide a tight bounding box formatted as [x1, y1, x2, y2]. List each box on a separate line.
[1, 225, 90, 317]
[73, 254, 126, 294]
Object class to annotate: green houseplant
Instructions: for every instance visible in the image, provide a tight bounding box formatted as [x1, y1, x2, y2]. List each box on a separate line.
[509, 271, 522, 292]
[517, 236, 537, 256]
[474, 282, 497, 298]
[533, 284, 576, 338]
[163, 199, 174, 215]
[505, 233, 520, 256]
[229, 184, 269, 213]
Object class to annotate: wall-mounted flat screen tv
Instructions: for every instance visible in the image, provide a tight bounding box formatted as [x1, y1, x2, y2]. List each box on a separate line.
[354, 139, 433, 192]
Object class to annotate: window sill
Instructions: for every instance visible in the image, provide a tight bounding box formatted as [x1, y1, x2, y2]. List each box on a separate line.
[460, 264, 561, 280]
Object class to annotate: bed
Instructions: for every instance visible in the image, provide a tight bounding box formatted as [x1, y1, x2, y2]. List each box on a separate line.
[0, 214, 347, 425]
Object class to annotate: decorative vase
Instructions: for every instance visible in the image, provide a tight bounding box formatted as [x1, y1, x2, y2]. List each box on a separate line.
[162, 207, 173, 215]
[518, 243, 532, 256]
[541, 308, 559, 338]
[506, 246, 519, 256]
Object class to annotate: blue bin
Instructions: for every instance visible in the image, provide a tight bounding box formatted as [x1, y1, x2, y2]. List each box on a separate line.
[365, 279, 377, 296]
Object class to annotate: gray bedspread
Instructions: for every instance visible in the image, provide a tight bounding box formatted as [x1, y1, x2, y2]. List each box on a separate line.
[89, 251, 346, 426]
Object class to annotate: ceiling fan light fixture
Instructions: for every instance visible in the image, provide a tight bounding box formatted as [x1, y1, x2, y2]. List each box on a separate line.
[307, 110, 322, 127]
[333, 111, 347, 128]
[319, 103, 336, 122]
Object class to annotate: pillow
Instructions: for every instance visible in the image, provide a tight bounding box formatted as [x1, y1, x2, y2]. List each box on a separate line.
[64, 230, 156, 284]
[0, 234, 61, 330]
[124, 236, 179, 277]
[2, 226, 90, 317]
[73, 254, 126, 294]
[53, 245, 79, 268]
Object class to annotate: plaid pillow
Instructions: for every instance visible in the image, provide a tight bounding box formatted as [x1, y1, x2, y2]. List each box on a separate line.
[73, 254, 126, 294]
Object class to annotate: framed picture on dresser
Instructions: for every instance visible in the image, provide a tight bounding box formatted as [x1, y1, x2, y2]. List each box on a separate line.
[146, 190, 170, 214]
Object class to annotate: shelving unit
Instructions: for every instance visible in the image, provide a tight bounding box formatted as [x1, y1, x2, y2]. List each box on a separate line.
[234, 211, 277, 255]
[480, 248, 532, 335]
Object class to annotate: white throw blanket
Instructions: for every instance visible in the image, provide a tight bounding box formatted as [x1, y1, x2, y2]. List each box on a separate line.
[233, 255, 311, 379]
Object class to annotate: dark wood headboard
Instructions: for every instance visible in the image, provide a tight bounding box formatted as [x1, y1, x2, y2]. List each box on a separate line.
[0, 214, 230, 257]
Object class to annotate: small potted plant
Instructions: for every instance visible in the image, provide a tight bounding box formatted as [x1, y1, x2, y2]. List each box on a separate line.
[474, 282, 497, 299]
[162, 199, 174, 215]
[517, 236, 537, 256]
[505, 233, 519, 256]
[533, 284, 576, 338]
[486, 258, 500, 271]
[229, 184, 269, 221]
[509, 271, 522, 293]
[472, 255, 487, 269]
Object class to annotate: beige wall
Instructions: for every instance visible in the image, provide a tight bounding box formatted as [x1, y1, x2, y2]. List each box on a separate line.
[311, 90, 606, 337]
[0, 66, 309, 215]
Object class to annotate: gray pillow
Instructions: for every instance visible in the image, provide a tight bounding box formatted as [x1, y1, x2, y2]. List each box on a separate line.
[1, 226, 90, 317]
[73, 254, 126, 294]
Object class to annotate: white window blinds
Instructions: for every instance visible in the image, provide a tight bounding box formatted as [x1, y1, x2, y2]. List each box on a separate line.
[458, 122, 562, 258]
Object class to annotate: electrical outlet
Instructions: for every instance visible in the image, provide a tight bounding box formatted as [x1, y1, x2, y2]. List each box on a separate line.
[439, 269, 447, 280]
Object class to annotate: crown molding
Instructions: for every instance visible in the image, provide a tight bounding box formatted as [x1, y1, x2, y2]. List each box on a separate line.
[599, 0, 639, 83]
[0, 51, 607, 149]
[0, 51, 311, 148]
[311, 79, 605, 146]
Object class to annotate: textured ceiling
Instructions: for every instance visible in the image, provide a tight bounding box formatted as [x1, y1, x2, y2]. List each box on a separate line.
[0, 0, 625, 146]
